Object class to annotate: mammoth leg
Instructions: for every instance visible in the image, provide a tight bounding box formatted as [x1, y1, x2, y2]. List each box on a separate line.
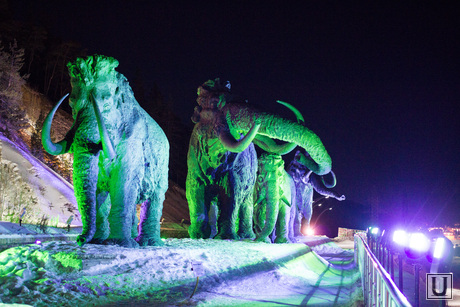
[105, 161, 140, 248]
[289, 202, 299, 240]
[255, 182, 279, 243]
[91, 165, 111, 244]
[91, 189, 111, 243]
[186, 173, 212, 239]
[74, 152, 100, 246]
[233, 147, 257, 240]
[136, 180, 167, 246]
[131, 206, 139, 239]
[274, 203, 290, 243]
[214, 174, 239, 240]
[209, 198, 219, 238]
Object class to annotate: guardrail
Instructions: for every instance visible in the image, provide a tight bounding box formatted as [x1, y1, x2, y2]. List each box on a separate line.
[355, 232, 412, 307]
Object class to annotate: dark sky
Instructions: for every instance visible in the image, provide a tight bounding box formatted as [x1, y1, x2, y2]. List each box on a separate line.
[11, 1, 460, 228]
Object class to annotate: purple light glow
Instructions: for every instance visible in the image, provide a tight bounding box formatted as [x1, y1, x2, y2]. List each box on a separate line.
[408, 233, 430, 253]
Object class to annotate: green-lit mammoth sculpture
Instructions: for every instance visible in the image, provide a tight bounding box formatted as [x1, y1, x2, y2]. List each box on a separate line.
[253, 153, 295, 243]
[186, 79, 332, 239]
[42, 55, 169, 248]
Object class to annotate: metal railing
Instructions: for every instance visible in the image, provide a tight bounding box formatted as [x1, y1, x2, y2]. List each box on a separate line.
[355, 232, 412, 307]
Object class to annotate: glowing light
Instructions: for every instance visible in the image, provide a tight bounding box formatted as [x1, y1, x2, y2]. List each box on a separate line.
[433, 237, 446, 259]
[306, 227, 315, 236]
[371, 227, 379, 235]
[35, 240, 42, 245]
[408, 232, 430, 253]
[392, 230, 408, 246]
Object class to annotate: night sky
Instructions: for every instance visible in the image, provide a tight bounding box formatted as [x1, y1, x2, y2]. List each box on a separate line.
[10, 1, 460, 230]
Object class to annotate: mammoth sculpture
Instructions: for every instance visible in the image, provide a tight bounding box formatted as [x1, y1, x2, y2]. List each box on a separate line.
[287, 150, 345, 237]
[253, 153, 296, 243]
[42, 55, 169, 248]
[186, 78, 332, 240]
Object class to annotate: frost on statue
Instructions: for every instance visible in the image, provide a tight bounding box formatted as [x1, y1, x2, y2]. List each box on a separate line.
[42, 55, 169, 248]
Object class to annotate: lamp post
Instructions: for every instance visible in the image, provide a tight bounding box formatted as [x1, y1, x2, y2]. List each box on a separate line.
[312, 195, 329, 209]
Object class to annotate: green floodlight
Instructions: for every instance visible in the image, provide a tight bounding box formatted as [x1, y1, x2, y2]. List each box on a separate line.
[371, 227, 379, 235]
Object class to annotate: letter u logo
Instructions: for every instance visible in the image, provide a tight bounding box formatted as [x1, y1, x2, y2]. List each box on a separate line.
[431, 276, 448, 296]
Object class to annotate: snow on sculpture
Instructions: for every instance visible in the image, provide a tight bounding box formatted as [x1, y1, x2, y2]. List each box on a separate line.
[42, 55, 169, 248]
[186, 78, 332, 240]
[253, 153, 295, 243]
[287, 150, 345, 237]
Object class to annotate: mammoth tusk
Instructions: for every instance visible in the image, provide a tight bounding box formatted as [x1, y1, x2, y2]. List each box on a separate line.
[253, 135, 297, 155]
[42, 94, 73, 155]
[219, 120, 261, 153]
[253, 100, 305, 155]
[276, 100, 305, 124]
[90, 93, 117, 160]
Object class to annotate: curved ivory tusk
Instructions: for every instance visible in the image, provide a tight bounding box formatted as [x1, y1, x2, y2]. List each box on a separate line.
[276, 100, 305, 124]
[219, 120, 261, 153]
[42, 94, 73, 155]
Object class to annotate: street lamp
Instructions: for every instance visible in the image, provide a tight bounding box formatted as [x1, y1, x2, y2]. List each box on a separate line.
[312, 195, 329, 209]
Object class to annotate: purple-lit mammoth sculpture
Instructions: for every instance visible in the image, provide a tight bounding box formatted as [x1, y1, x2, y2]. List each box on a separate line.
[287, 150, 345, 237]
[42, 55, 169, 248]
[186, 78, 332, 240]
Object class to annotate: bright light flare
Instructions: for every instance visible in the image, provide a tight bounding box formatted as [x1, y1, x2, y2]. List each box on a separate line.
[408, 232, 430, 253]
[371, 227, 379, 235]
[392, 230, 409, 246]
[302, 225, 315, 236]
[433, 237, 446, 259]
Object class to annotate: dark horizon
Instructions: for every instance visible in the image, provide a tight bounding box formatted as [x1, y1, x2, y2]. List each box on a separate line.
[7, 1, 460, 229]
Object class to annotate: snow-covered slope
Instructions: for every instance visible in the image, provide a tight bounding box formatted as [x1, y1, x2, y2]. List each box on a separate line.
[0, 135, 80, 227]
[0, 135, 190, 228]
[0, 237, 361, 306]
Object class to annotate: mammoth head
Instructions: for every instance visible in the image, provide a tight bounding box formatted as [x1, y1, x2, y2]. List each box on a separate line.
[196, 78, 231, 110]
[291, 150, 337, 188]
[67, 55, 120, 115]
[42, 55, 118, 160]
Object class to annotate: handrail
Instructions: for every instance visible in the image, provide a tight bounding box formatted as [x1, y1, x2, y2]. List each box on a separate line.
[355, 232, 412, 307]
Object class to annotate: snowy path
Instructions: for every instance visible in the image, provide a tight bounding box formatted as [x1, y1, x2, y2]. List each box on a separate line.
[0, 238, 362, 306]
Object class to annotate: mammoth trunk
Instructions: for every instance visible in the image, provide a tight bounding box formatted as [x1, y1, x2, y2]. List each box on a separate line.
[226, 104, 332, 175]
[90, 94, 117, 160]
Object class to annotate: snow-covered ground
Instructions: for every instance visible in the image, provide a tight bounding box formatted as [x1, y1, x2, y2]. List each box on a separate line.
[0, 233, 361, 306]
[0, 134, 362, 306]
